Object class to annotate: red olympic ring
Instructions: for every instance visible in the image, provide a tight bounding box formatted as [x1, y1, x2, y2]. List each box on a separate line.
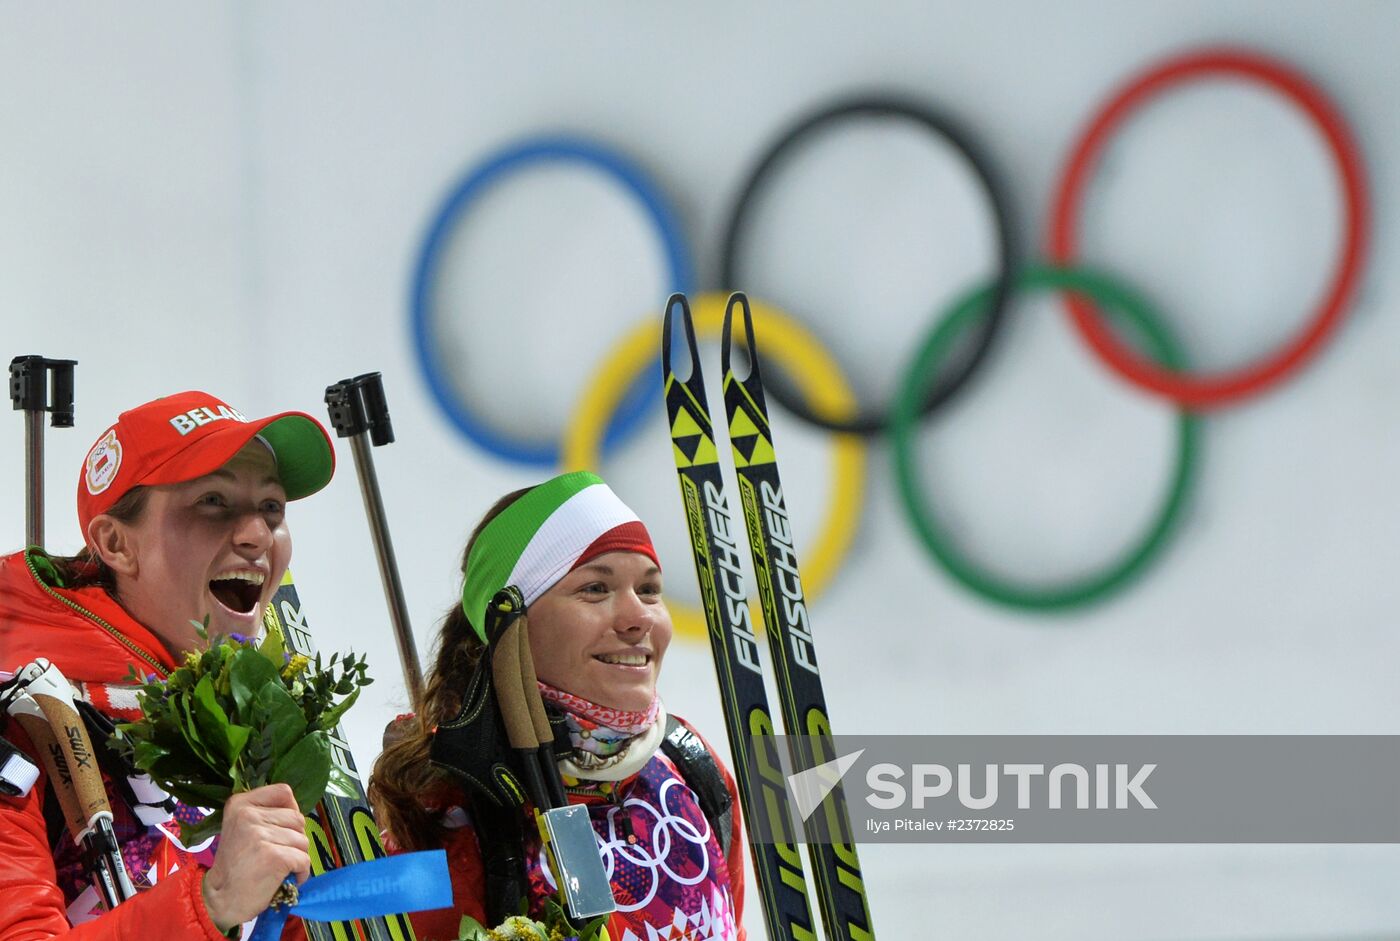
[1048, 48, 1370, 409]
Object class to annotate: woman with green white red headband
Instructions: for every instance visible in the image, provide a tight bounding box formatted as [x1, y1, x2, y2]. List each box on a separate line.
[369, 470, 746, 941]
[0, 391, 335, 940]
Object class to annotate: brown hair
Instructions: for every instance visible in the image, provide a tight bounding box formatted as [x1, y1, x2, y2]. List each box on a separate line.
[45, 486, 151, 592]
[368, 487, 530, 851]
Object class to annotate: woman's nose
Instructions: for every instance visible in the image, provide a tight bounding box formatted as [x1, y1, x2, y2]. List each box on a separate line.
[232, 510, 274, 554]
[614, 591, 653, 633]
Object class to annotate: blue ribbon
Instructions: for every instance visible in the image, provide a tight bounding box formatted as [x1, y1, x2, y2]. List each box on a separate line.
[248, 850, 453, 941]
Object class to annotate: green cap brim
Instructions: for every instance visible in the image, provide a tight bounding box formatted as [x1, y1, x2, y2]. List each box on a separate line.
[259, 413, 336, 501]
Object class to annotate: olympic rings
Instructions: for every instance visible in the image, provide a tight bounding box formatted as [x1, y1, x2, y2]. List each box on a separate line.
[562, 292, 865, 641]
[409, 45, 1369, 616]
[409, 135, 695, 466]
[719, 96, 1019, 436]
[1048, 48, 1370, 409]
[891, 266, 1201, 610]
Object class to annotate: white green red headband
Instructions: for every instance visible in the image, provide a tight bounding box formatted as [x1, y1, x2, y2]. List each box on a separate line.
[461, 471, 659, 642]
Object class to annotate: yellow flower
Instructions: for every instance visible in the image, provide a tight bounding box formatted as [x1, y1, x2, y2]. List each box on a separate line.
[486, 916, 548, 941]
[281, 653, 311, 680]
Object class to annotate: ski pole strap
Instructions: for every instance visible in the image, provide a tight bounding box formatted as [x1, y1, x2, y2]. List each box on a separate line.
[0, 732, 41, 797]
[247, 850, 454, 941]
[475, 800, 529, 927]
[659, 716, 734, 857]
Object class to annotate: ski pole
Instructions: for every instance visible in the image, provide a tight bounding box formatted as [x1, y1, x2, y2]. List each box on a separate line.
[483, 588, 615, 922]
[9, 356, 76, 549]
[324, 373, 423, 711]
[6, 659, 137, 909]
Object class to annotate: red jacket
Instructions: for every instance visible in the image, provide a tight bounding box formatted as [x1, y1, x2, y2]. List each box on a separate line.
[0, 548, 228, 941]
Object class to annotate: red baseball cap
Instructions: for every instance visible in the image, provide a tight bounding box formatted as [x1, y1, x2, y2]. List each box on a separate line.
[76, 391, 336, 539]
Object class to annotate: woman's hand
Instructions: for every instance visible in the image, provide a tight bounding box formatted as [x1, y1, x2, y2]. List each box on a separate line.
[201, 783, 311, 932]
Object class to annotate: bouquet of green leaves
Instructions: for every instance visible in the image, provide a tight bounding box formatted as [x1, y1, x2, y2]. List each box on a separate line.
[112, 618, 372, 845]
[456, 898, 610, 941]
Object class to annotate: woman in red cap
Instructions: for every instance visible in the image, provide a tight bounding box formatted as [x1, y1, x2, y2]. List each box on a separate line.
[0, 391, 336, 940]
[370, 471, 746, 941]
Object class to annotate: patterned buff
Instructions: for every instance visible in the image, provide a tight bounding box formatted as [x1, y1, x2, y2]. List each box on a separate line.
[539, 681, 661, 769]
[460, 471, 659, 642]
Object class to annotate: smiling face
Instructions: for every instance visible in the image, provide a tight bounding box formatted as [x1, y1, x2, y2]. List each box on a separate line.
[91, 441, 292, 658]
[525, 550, 673, 712]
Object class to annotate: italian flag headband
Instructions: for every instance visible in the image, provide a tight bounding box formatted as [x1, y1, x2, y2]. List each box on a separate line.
[461, 471, 659, 642]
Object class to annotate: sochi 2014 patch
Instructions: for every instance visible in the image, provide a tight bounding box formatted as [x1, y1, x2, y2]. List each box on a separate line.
[85, 429, 122, 496]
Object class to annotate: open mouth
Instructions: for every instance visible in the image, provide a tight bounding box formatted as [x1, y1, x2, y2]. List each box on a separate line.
[208, 572, 265, 615]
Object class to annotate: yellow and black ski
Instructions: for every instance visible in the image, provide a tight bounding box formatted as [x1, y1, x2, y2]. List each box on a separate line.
[663, 296, 818, 941]
[264, 573, 417, 941]
[721, 294, 874, 941]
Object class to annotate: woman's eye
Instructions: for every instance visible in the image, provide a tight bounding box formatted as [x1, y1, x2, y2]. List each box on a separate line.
[581, 582, 608, 595]
[261, 500, 285, 515]
[198, 493, 229, 508]
[640, 583, 662, 598]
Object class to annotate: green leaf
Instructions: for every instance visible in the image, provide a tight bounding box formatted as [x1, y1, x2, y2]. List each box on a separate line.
[162, 779, 234, 807]
[317, 684, 361, 733]
[259, 618, 287, 664]
[132, 741, 170, 767]
[173, 692, 221, 772]
[166, 666, 195, 692]
[579, 913, 610, 941]
[148, 749, 231, 791]
[258, 680, 308, 761]
[457, 916, 490, 941]
[190, 675, 251, 771]
[229, 647, 280, 716]
[269, 730, 331, 813]
[178, 809, 224, 846]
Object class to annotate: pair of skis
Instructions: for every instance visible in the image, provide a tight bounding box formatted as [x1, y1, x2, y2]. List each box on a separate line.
[662, 295, 874, 941]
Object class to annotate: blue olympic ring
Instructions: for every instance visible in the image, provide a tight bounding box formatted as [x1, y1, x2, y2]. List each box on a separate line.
[409, 135, 695, 467]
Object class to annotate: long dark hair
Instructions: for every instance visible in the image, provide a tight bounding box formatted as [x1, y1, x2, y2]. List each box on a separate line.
[367, 487, 529, 851]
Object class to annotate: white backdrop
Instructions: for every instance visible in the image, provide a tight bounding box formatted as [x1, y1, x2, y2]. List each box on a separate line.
[2, 3, 1399, 938]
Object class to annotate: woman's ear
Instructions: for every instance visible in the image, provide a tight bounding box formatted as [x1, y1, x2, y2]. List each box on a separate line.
[87, 514, 139, 578]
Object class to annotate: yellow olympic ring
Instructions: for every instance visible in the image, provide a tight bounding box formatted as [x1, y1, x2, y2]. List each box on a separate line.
[562, 292, 866, 642]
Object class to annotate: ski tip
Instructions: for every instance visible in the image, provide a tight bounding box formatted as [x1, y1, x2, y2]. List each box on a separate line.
[721, 292, 759, 384]
[662, 293, 700, 385]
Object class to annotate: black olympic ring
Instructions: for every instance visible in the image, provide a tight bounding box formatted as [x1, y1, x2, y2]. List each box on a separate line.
[719, 95, 1020, 437]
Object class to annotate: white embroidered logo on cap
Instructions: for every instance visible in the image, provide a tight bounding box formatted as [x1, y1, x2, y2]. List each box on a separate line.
[168, 404, 249, 436]
[85, 429, 122, 496]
